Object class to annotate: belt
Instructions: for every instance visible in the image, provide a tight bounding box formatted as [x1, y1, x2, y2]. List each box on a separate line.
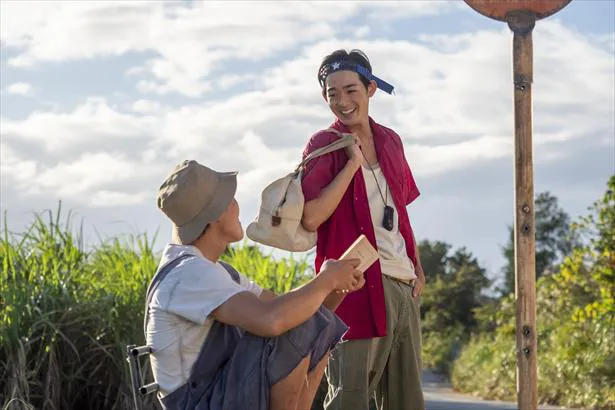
[384, 274, 416, 288]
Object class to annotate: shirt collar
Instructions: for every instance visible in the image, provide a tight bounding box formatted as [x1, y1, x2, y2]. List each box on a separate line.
[158, 243, 208, 267]
[332, 116, 388, 151]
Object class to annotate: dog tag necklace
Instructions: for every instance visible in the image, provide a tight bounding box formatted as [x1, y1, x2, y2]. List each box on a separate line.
[361, 150, 394, 231]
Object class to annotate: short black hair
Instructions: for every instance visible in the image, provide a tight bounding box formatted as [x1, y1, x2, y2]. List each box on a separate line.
[318, 49, 372, 90]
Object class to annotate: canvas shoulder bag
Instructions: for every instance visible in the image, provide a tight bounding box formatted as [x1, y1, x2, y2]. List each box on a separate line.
[246, 128, 355, 252]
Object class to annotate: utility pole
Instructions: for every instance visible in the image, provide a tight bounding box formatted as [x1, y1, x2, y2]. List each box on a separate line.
[462, 1, 573, 409]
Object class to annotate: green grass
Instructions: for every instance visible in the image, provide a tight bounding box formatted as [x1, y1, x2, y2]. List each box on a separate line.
[0, 205, 311, 410]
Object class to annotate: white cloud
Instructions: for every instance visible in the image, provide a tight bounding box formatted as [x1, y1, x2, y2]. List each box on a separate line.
[1, 1, 455, 97]
[364, 0, 463, 21]
[90, 190, 148, 207]
[130, 99, 164, 114]
[355, 26, 371, 38]
[411, 136, 513, 176]
[217, 74, 259, 91]
[6, 82, 33, 96]
[36, 152, 139, 195]
[589, 32, 615, 54]
[0, 143, 38, 184]
[1, 5, 612, 274]
[2, 143, 154, 207]
[2, 19, 612, 212]
[1, 97, 160, 153]
[0, 1, 155, 66]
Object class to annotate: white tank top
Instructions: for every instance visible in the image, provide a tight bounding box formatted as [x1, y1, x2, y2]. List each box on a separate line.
[361, 163, 417, 281]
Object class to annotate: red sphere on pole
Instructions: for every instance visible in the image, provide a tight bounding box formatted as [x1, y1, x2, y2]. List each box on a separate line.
[463, 0, 572, 22]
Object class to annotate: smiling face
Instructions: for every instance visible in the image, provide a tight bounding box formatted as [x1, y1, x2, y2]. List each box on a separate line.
[323, 70, 376, 128]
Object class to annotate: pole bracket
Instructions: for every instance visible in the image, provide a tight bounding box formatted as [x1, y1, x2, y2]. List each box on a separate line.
[514, 75, 532, 91]
[506, 10, 536, 35]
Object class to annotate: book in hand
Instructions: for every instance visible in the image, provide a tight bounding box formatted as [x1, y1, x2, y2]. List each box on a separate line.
[339, 234, 379, 273]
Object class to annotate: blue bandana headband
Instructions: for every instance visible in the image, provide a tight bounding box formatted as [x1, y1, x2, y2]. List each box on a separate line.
[318, 60, 395, 95]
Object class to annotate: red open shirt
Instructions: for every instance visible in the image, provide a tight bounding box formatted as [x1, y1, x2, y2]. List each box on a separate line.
[301, 117, 420, 340]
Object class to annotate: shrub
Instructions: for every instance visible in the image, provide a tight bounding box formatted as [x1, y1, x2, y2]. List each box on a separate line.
[1, 205, 311, 410]
[452, 177, 615, 410]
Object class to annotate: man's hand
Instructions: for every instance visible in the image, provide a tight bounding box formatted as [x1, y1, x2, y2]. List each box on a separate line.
[320, 258, 365, 294]
[345, 136, 363, 170]
[412, 270, 425, 298]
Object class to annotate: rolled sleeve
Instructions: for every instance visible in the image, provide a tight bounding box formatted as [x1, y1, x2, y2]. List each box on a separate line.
[404, 163, 420, 206]
[396, 136, 420, 206]
[163, 259, 247, 325]
[238, 273, 264, 297]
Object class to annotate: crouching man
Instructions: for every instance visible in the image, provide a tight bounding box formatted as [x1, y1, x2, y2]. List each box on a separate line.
[145, 160, 364, 410]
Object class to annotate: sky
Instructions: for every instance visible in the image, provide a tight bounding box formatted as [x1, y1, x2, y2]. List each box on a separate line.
[1, 0, 614, 286]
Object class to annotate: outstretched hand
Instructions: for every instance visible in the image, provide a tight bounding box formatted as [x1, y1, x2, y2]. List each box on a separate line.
[320, 258, 365, 294]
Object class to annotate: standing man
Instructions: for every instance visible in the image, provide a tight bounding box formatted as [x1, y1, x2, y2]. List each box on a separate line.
[301, 49, 426, 410]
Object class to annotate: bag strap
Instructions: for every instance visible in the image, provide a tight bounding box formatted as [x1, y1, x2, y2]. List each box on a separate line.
[219, 261, 241, 284]
[144, 254, 195, 334]
[143, 255, 244, 334]
[295, 128, 355, 172]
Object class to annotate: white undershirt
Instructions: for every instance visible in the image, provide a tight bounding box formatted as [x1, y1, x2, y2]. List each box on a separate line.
[146, 244, 263, 397]
[361, 163, 417, 281]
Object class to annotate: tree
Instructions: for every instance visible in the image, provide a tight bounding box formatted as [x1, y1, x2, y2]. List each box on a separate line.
[576, 175, 615, 260]
[499, 191, 578, 295]
[419, 240, 491, 375]
[417, 239, 451, 282]
[421, 244, 491, 329]
[561, 175, 615, 322]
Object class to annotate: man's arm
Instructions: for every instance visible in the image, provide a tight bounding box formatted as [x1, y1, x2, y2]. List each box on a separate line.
[211, 259, 364, 337]
[302, 160, 360, 232]
[259, 289, 277, 301]
[411, 229, 425, 298]
[261, 283, 346, 311]
[322, 292, 346, 311]
[302, 143, 361, 232]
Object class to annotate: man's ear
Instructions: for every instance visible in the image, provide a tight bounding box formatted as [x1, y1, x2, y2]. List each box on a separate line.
[367, 80, 377, 98]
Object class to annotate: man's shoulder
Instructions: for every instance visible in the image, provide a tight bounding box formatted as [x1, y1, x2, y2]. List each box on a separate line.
[303, 128, 340, 155]
[156, 256, 211, 289]
[373, 121, 403, 145]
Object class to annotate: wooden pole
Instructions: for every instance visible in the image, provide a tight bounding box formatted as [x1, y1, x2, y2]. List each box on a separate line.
[462, 2, 572, 408]
[508, 10, 537, 410]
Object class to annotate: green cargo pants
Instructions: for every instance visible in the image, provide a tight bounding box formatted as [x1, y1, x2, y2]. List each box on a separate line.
[324, 275, 424, 410]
